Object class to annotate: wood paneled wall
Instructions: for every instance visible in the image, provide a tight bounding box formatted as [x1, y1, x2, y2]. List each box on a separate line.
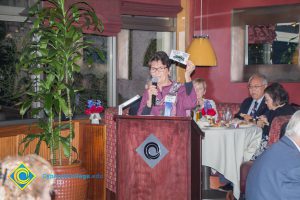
[79, 124, 106, 200]
[0, 120, 84, 160]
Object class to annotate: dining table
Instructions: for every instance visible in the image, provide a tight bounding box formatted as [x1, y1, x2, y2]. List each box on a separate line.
[200, 123, 262, 199]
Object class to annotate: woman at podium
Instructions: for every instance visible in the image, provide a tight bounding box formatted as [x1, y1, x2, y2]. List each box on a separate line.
[137, 51, 197, 117]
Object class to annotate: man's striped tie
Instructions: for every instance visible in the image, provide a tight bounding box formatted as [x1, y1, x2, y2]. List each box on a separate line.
[250, 101, 258, 118]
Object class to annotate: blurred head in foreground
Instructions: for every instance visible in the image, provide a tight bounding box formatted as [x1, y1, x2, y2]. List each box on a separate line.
[0, 154, 54, 200]
[285, 110, 300, 141]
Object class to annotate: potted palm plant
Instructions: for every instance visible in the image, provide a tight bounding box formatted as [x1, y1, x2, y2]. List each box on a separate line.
[17, 0, 104, 199]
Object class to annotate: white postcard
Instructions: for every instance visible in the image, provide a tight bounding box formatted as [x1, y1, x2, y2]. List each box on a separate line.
[169, 50, 190, 65]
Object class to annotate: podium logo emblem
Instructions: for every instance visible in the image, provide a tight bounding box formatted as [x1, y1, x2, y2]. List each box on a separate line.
[136, 134, 169, 168]
[9, 162, 36, 190]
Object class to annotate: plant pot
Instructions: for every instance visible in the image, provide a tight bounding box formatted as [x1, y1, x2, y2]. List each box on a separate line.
[52, 161, 88, 200]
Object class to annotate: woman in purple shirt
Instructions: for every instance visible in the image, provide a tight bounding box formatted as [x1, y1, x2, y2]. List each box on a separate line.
[137, 51, 197, 117]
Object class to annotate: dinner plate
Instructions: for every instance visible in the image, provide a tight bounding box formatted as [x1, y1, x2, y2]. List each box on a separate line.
[239, 124, 254, 128]
[203, 126, 227, 129]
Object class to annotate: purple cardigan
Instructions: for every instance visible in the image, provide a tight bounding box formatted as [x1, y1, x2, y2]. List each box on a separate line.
[137, 81, 197, 117]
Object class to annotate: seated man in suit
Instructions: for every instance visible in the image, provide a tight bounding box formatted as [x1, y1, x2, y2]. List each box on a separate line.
[219, 73, 269, 192]
[246, 110, 300, 200]
[234, 73, 269, 120]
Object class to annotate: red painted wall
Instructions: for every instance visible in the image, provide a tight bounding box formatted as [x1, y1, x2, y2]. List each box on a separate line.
[191, 0, 300, 104]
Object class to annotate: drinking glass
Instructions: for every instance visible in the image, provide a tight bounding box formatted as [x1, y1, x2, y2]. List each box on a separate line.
[223, 108, 232, 123]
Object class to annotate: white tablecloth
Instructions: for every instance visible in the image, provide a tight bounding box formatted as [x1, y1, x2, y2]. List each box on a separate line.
[201, 125, 262, 199]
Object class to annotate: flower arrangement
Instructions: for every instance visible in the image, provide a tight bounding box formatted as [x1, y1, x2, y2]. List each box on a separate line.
[201, 100, 216, 117]
[201, 108, 216, 116]
[193, 100, 217, 123]
[85, 99, 104, 115]
[85, 99, 104, 124]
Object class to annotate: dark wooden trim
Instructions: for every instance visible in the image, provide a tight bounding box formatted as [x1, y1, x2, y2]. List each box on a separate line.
[121, 0, 182, 18]
[106, 189, 116, 200]
[121, 15, 176, 32]
[114, 115, 192, 121]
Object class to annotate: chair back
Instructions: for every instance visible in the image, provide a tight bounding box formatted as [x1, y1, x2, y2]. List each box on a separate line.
[268, 115, 292, 146]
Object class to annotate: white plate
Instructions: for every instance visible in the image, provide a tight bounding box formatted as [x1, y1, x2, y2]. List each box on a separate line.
[203, 126, 227, 129]
[239, 124, 254, 128]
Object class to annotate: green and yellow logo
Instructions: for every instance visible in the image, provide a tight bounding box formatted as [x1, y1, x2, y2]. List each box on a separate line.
[9, 162, 36, 190]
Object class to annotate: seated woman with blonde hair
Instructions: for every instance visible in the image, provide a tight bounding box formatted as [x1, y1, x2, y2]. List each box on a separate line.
[192, 78, 218, 121]
[0, 154, 54, 200]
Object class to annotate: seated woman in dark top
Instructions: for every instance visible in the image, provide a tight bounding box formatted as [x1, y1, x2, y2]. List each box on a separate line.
[252, 83, 296, 159]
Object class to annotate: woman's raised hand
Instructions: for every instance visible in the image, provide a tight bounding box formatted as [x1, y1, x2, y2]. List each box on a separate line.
[185, 60, 195, 82]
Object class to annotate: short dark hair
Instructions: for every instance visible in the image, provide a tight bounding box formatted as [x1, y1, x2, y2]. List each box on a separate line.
[264, 83, 289, 106]
[148, 51, 171, 68]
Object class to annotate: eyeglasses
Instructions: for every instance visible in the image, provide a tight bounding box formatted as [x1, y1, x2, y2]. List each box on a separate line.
[150, 66, 167, 72]
[248, 85, 265, 90]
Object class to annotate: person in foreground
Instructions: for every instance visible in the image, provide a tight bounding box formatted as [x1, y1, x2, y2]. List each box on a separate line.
[138, 51, 196, 116]
[0, 154, 54, 200]
[234, 73, 269, 120]
[246, 110, 300, 200]
[252, 82, 297, 159]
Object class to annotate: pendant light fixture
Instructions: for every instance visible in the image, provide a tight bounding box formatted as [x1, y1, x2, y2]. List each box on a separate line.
[186, 0, 217, 66]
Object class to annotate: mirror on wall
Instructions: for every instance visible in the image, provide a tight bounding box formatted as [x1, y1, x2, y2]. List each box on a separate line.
[246, 23, 299, 65]
[231, 4, 300, 82]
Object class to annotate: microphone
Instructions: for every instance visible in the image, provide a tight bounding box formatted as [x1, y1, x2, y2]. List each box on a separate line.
[151, 77, 158, 106]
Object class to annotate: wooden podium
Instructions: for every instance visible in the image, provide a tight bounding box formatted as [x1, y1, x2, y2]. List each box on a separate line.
[115, 115, 203, 200]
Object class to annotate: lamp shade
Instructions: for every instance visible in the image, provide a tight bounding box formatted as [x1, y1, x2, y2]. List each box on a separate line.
[186, 36, 217, 66]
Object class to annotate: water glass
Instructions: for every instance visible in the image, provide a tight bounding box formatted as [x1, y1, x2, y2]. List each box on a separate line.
[223, 108, 232, 123]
